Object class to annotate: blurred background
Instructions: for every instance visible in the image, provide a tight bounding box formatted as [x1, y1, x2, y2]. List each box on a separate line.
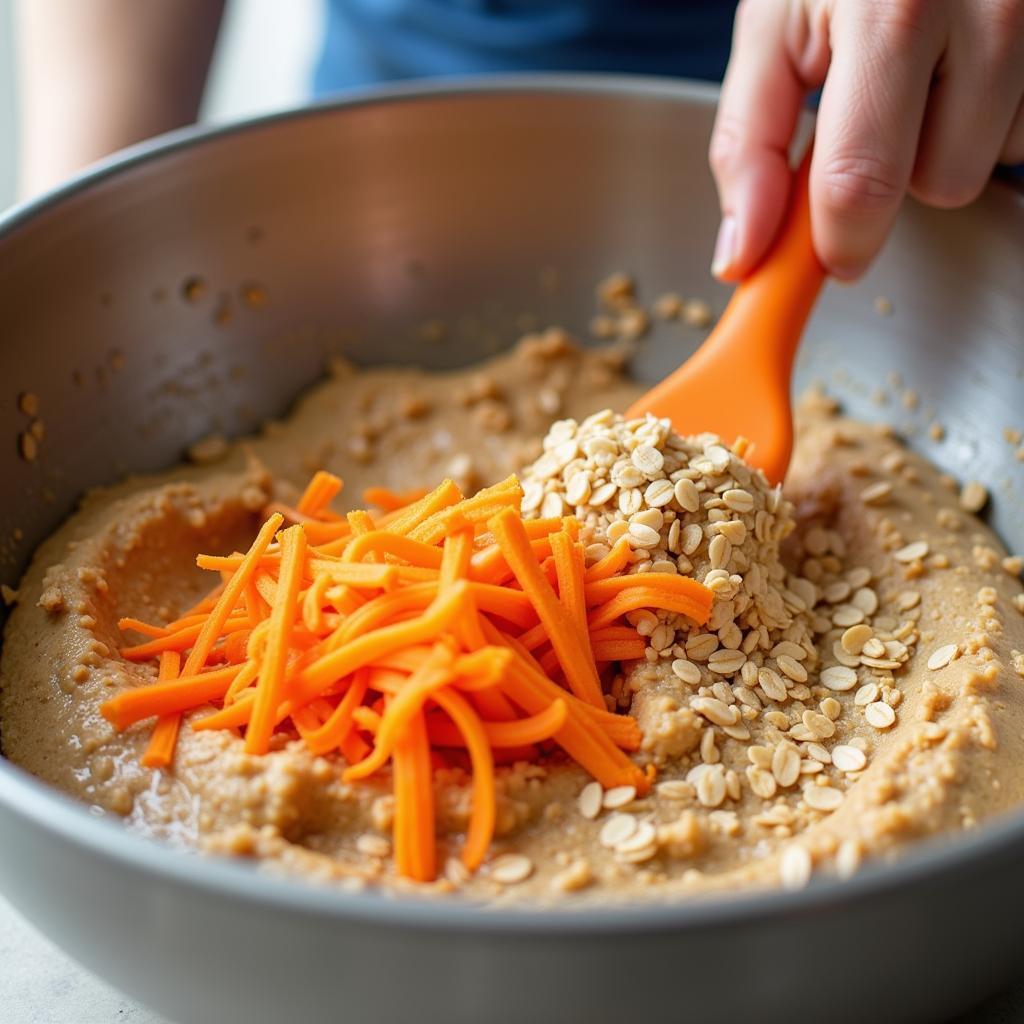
[0, 0, 322, 211]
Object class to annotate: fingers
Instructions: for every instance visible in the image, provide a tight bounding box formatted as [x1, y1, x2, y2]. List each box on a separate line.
[709, 0, 817, 281]
[810, 1, 944, 279]
[910, 3, 1024, 205]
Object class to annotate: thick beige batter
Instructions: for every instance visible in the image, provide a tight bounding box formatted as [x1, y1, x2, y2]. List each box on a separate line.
[2, 331, 1023, 903]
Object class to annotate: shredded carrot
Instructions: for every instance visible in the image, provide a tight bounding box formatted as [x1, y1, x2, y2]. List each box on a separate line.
[119, 616, 251, 660]
[431, 686, 495, 870]
[584, 536, 633, 582]
[106, 466, 712, 881]
[118, 617, 171, 639]
[351, 705, 380, 734]
[301, 669, 369, 757]
[263, 503, 351, 543]
[428, 698, 566, 749]
[386, 479, 463, 536]
[442, 526, 487, 651]
[439, 526, 474, 589]
[583, 572, 716, 611]
[162, 583, 227, 631]
[392, 711, 436, 881]
[342, 531, 444, 569]
[551, 531, 591, 660]
[346, 508, 376, 537]
[589, 638, 648, 662]
[588, 585, 712, 631]
[184, 514, 283, 678]
[480, 619, 646, 780]
[363, 486, 428, 512]
[331, 583, 438, 646]
[223, 629, 252, 664]
[101, 663, 243, 730]
[302, 573, 333, 634]
[223, 659, 260, 706]
[290, 586, 472, 704]
[469, 534, 561, 587]
[309, 559, 401, 589]
[406, 476, 523, 546]
[140, 651, 183, 768]
[490, 509, 604, 709]
[343, 648, 454, 782]
[246, 525, 307, 754]
[297, 470, 343, 517]
[245, 579, 270, 626]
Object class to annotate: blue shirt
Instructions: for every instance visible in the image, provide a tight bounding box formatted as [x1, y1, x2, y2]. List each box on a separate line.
[313, 0, 738, 94]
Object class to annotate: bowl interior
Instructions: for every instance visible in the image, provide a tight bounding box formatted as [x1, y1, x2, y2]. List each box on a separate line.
[0, 79, 1023, 936]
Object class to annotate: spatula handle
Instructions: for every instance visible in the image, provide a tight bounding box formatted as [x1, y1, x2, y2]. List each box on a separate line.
[726, 144, 825, 370]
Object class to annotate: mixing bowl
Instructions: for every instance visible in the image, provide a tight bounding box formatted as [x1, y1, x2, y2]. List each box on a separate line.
[0, 76, 1021, 1024]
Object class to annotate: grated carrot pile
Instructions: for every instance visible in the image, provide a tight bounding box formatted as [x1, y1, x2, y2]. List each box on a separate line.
[102, 472, 714, 881]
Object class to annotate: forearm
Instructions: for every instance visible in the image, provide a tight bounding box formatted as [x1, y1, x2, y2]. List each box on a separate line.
[15, 0, 225, 198]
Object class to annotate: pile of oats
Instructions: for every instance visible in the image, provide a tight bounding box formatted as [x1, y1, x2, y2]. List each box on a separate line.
[520, 408, 802, 674]
[519, 410, 928, 848]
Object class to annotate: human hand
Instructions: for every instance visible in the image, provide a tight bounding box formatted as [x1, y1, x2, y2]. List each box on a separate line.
[708, 0, 1024, 281]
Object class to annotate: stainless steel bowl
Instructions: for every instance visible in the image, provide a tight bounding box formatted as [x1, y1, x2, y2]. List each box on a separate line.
[0, 76, 1021, 1024]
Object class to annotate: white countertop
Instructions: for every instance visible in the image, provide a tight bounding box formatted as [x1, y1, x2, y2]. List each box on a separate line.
[3, 893, 1022, 1024]
[1, 896, 167, 1024]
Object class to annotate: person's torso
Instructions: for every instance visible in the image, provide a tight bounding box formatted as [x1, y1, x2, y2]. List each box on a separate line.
[314, 0, 738, 93]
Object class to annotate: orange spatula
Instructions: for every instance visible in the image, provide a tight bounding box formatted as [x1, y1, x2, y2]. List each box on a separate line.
[627, 146, 825, 484]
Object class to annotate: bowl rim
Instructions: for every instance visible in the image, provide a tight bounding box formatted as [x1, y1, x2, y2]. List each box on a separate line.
[0, 71, 723, 240]
[2, 71, 1024, 935]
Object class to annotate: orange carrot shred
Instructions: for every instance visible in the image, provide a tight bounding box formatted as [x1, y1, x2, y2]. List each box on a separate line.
[428, 698, 567, 749]
[118, 617, 170, 639]
[101, 663, 244, 731]
[362, 486, 429, 512]
[182, 513, 284, 678]
[106, 464, 717, 881]
[587, 585, 711, 632]
[583, 571, 715, 610]
[246, 525, 307, 755]
[301, 669, 369, 757]
[289, 584, 472, 705]
[297, 470, 343, 517]
[343, 647, 455, 782]
[551, 531, 592, 659]
[584, 536, 633, 582]
[392, 711, 436, 882]
[140, 651, 183, 768]
[590, 639, 647, 662]
[342, 531, 444, 569]
[441, 526, 486, 650]
[431, 687, 495, 870]
[489, 509, 604, 708]
[406, 477, 522, 546]
[385, 479, 463, 536]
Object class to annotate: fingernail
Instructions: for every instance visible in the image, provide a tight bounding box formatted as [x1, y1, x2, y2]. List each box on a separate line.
[828, 263, 861, 283]
[711, 215, 737, 279]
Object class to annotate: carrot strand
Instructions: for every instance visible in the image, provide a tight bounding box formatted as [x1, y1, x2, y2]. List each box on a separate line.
[489, 509, 604, 709]
[431, 687, 495, 871]
[140, 651, 183, 768]
[101, 663, 243, 730]
[184, 513, 284, 677]
[297, 470, 343, 517]
[246, 525, 307, 754]
[106, 464, 701, 880]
